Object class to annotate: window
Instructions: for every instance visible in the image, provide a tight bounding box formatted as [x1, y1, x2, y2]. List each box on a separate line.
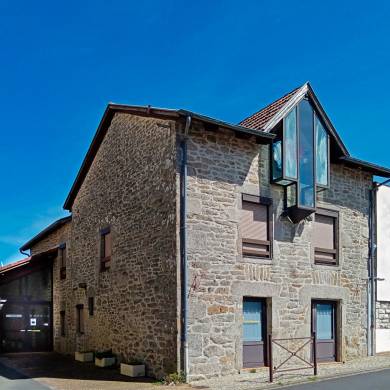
[59, 243, 66, 279]
[314, 210, 338, 265]
[100, 227, 112, 271]
[284, 108, 298, 179]
[315, 115, 329, 187]
[298, 99, 315, 208]
[240, 194, 272, 259]
[76, 304, 84, 334]
[60, 310, 65, 336]
[88, 297, 94, 316]
[271, 98, 330, 223]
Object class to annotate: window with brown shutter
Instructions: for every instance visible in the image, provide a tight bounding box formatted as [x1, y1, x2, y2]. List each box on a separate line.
[60, 310, 66, 336]
[314, 210, 338, 265]
[240, 194, 272, 259]
[59, 243, 66, 279]
[100, 227, 112, 272]
[88, 297, 94, 316]
[76, 304, 84, 334]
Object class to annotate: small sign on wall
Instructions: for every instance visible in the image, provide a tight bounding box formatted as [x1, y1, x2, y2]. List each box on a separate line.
[30, 318, 37, 326]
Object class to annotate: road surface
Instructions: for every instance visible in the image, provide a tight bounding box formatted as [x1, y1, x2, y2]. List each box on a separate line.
[0, 361, 48, 390]
[284, 368, 390, 390]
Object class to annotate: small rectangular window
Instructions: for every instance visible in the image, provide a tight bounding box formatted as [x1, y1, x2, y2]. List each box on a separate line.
[314, 210, 338, 265]
[88, 297, 94, 316]
[76, 304, 84, 334]
[240, 195, 272, 259]
[100, 227, 112, 271]
[59, 243, 66, 279]
[60, 310, 65, 337]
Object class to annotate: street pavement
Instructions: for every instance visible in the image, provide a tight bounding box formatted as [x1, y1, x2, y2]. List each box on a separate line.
[283, 368, 390, 390]
[0, 361, 48, 390]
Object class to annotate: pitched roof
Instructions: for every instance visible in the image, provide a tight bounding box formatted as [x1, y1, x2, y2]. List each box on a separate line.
[239, 82, 350, 157]
[20, 215, 71, 252]
[63, 105, 275, 211]
[239, 86, 300, 130]
[0, 247, 58, 276]
[0, 257, 31, 274]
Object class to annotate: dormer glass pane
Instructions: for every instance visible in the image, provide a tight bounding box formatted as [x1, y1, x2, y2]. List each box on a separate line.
[272, 140, 282, 181]
[315, 116, 329, 186]
[285, 108, 298, 179]
[298, 99, 315, 208]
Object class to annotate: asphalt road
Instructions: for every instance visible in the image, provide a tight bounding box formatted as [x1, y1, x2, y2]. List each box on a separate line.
[284, 368, 390, 390]
[0, 361, 48, 390]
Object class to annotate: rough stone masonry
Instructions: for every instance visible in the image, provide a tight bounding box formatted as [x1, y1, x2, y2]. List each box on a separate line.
[24, 112, 371, 381]
[185, 123, 370, 381]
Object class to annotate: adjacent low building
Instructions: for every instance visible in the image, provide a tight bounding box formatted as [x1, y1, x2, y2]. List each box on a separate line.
[3, 82, 390, 380]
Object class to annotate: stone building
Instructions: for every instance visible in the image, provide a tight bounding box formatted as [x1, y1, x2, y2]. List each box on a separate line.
[14, 82, 390, 380]
[374, 184, 390, 353]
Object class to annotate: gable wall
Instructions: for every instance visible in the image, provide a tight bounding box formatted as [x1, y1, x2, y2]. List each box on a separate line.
[55, 113, 178, 378]
[30, 223, 71, 256]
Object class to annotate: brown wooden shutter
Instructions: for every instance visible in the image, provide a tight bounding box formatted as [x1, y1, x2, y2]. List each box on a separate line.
[100, 227, 112, 271]
[59, 243, 66, 279]
[104, 232, 112, 258]
[314, 213, 337, 264]
[241, 200, 270, 258]
[60, 311, 65, 336]
[76, 304, 84, 334]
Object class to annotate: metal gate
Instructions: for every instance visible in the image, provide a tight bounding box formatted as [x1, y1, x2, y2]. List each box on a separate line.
[268, 332, 317, 382]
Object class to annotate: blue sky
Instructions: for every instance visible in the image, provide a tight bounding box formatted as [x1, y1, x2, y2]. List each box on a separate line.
[1, 0, 390, 265]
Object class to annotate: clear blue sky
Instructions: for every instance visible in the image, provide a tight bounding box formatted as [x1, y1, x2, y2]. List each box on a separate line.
[1, 0, 390, 265]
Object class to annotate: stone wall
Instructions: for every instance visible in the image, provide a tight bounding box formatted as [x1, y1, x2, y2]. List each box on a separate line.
[184, 125, 371, 381]
[377, 301, 390, 329]
[30, 222, 71, 256]
[60, 113, 179, 378]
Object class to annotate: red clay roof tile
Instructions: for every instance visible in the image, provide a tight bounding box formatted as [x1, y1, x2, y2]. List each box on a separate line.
[239, 86, 301, 130]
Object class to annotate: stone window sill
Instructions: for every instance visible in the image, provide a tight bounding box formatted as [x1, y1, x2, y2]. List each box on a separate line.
[312, 262, 341, 271]
[241, 256, 273, 265]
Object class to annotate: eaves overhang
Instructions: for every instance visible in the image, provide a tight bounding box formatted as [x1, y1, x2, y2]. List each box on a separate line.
[63, 104, 275, 211]
[20, 216, 72, 252]
[339, 156, 390, 178]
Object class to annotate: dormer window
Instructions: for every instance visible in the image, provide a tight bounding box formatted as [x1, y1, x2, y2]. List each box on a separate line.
[271, 97, 329, 222]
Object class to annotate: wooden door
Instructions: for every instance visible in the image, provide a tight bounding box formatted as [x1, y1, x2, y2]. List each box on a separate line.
[312, 301, 336, 362]
[243, 298, 266, 368]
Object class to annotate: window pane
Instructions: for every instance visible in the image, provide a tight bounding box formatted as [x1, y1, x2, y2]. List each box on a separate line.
[243, 300, 263, 342]
[316, 303, 333, 340]
[315, 116, 329, 186]
[298, 100, 315, 208]
[286, 184, 297, 208]
[272, 140, 282, 180]
[285, 108, 298, 179]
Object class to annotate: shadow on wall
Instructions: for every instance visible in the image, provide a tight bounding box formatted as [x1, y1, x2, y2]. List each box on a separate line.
[186, 127, 371, 245]
[0, 352, 156, 384]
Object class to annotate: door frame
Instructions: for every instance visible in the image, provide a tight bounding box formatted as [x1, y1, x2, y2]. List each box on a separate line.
[242, 297, 268, 368]
[311, 300, 338, 362]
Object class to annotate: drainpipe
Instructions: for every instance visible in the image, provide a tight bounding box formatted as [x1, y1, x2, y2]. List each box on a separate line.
[180, 115, 191, 380]
[368, 178, 390, 356]
[368, 186, 374, 356]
